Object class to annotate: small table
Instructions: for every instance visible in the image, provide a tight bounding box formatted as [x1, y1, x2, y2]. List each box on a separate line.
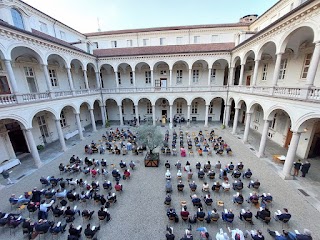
[272, 155, 286, 164]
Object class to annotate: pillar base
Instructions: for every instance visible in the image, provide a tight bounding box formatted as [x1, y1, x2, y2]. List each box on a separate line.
[204, 124, 208, 128]
[256, 152, 264, 158]
[36, 162, 44, 168]
[279, 172, 294, 180]
[169, 123, 173, 129]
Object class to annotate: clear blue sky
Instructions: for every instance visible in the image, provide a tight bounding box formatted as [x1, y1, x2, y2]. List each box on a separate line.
[23, 0, 279, 33]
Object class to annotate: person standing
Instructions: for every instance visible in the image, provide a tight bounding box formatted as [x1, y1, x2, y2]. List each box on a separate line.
[1, 169, 13, 185]
[301, 161, 311, 177]
[293, 159, 302, 176]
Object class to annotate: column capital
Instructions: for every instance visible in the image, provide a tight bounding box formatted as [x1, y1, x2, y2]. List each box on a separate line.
[254, 59, 261, 62]
[83, 69, 87, 72]
[55, 118, 61, 122]
[246, 112, 252, 115]
[41, 63, 48, 67]
[234, 107, 241, 110]
[315, 41, 320, 46]
[89, 108, 94, 111]
[276, 52, 284, 56]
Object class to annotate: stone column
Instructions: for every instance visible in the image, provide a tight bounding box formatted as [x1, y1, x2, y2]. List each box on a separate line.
[238, 64, 245, 86]
[100, 105, 106, 127]
[132, 71, 136, 87]
[66, 68, 75, 91]
[89, 109, 97, 132]
[204, 104, 209, 127]
[243, 113, 252, 143]
[135, 105, 139, 126]
[118, 105, 123, 126]
[187, 104, 191, 126]
[306, 42, 320, 86]
[228, 67, 234, 86]
[223, 105, 231, 126]
[115, 72, 119, 88]
[152, 105, 156, 126]
[282, 131, 301, 179]
[169, 104, 173, 125]
[4, 60, 19, 94]
[150, 70, 154, 87]
[55, 119, 67, 151]
[188, 69, 192, 86]
[95, 71, 101, 89]
[169, 69, 172, 87]
[83, 70, 89, 90]
[257, 120, 270, 157]
[232, 108, 240, 135]
[42, 64, 53, 92]
[208, 68, 212, 86]
[24, 129, 42, 167]
[272, 53, 283, 86]
[251, 59, 260, 86]
[75, 113, 84, 140]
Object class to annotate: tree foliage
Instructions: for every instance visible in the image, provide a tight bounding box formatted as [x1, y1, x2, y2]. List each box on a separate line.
[136, 125, 163, 153]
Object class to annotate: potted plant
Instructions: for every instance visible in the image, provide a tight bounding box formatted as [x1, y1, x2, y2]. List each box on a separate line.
[136, 125, 163, 167]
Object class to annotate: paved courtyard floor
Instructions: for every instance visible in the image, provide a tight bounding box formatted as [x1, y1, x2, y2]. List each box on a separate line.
[0, 122, 319, 240]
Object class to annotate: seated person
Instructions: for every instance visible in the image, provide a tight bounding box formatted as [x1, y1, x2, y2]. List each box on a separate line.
[52, 205, 65, 217]
[67, 190, 80, 202]
[84, 223, 100, 238]
[198, 169, 205, 179]
[64, 206, 80, 217]
[243, 168, 252, 179]
[50, 221, 67, 234]
[222, 180, 230, 190]
[164, 195, 171, 205]
[255, 207, 271, 222]
[261, 193, 273, 203]
[98, 207, 111, 222]
[31, 187, 43, 203]
[236, 162, 244, 171]
[226, 147, 232, 154]
[203, 194, 213, 205]
[177, 181, 184, 191]
[232, 179, 243, 191]
[195, 162, 201, 170]
[180, 206, 190, 219]
[196, 207, 205, 219]
[267, 229, 292, 240]
[288, 229, 312, 240]
[226, 162, 234, 172]
[129, 161, 135, 170]
[123, 169, 131, 179]
[190, 194, 201, 206]
[166, 226, 175, 240]
[114, 181, 123, 191]
[165, 161, 171, 169]
[231, 170, 241, 179]
[107, 192, 117, 203]
[119, 160, 127, 169]
[274, 208, 291, 221]
[81, 209, 95, 220]
[166, 208, 178, 219]
[165, 180, 173, 193]
[207, 208, 220, 221]
[247, 192, 259, 204]
[189, 181, 197, 191]
[34, 219, 54, 233]
[9, 194, 30, 205]
[248, 230, 264, 240]
[202, 182, 210, 192]
[212, 181, 221, 191]
[239, 207, 254, 224]
[233, 192, 244, 204]
[165, 169, 171, 180]
[55, 189, 69, 199]
[219, 169, 228, 180]
[207, 170, 215, 179]
[248, 179, 260, 189]
[69, 224, 82, 238]
[222, 209, 234, 222]
[197, 148, 203, 156]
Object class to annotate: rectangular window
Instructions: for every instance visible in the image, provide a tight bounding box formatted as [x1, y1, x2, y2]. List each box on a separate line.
[111, 41, 117, 48]
[48, 69, 58, 87]
[176, 37, 183, 45]
[155, 79, 160, 87]
[193, 69, 199, 83]
[160, 38, 165, 45]
[278, 59, 287, 80]
[39, 21, 48, 33]
[160, 70, 167, 75]
[301, 53, 312, 79]
[147, 102, 152, 114]
[191, 102, 198, 114]
[176, 70, 183, 84]
[194, 36, 200, 43]
[176, 102, 182, 114]
[262, 63, 268, 81]
[24, 66, 37, 92]
[60, 31, 66, 40]
[60, 110, 67, 128]
[254, 106, 261, 123]
[209, 103, 213, 114]
[0, 76, 11, 94]
[143, 39, 149, 46]
[269, 113, 277, 129]
[210, 69, 216, 82]
[211, 35, 218, 43]
[11, 9, 24, 29]
[145, 71, 151, 84]
[132, 105, 135, 114]
[130, 72, 133, 84]
[117, 72, 121, 85]
[127, 40, 133, 47]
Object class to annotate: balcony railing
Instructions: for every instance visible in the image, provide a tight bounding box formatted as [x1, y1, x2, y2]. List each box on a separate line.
[1, 86, 319, 107]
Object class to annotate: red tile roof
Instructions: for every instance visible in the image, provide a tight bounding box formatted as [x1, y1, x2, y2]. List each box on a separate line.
[94, 43, 235, 57]
[86, 23, 249, 37]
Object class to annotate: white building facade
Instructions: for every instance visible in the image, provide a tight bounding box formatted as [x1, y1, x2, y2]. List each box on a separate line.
[0, 0, 319, 179]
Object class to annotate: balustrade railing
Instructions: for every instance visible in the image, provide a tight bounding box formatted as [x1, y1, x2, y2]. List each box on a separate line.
[0, 94, 16, 105]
